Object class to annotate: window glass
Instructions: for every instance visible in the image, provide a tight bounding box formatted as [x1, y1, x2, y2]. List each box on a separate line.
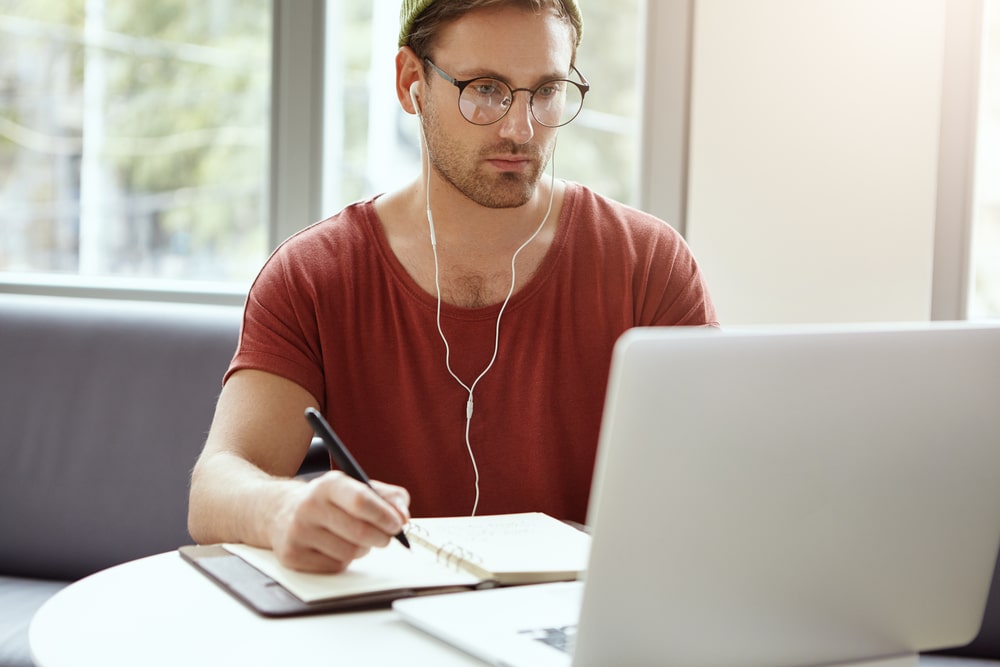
[0, 0, 271, 283]
[971, 1, 1000, 318]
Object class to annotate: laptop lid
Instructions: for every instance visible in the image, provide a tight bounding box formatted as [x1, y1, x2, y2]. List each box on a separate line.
[575, 322, 1000, 667]
[395, 322, 1000, 667]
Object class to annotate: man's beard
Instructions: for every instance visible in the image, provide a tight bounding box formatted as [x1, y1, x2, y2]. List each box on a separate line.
[424, 122, 551, 209]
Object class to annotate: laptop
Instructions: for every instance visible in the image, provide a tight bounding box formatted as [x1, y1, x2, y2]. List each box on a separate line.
[394, 322, 1000, 667]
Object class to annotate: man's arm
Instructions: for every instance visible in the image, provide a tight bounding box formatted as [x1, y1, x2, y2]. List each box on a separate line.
[188, 369, 410, 573]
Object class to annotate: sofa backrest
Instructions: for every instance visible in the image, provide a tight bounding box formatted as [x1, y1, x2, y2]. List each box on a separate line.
[0, 294, 242, 580]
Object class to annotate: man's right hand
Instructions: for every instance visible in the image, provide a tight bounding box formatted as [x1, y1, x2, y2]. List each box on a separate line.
[188, 369, 411, 573]
[270, 471, 410, 573]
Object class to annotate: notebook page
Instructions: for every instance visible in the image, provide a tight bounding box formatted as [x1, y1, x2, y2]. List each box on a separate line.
[224, 540, 480, 603]
[406, 513, 591, 580]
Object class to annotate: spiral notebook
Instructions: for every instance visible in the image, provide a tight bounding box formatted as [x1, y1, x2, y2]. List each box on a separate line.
[180, 512, 590, 616]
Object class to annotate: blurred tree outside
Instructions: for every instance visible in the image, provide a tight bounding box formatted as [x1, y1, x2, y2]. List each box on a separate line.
[0, 0, 271, 281]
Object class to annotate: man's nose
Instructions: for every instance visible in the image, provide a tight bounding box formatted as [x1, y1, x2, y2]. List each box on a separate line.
[498, 91, 535, 145]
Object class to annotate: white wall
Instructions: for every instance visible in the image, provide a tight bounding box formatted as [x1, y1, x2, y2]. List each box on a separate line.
[682, 0, 952, 325]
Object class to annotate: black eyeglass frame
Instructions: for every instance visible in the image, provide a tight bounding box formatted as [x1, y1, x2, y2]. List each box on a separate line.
[423, 58, 590, 128]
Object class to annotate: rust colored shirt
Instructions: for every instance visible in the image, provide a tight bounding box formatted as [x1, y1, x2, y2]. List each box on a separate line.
[228, 182, 716, 523]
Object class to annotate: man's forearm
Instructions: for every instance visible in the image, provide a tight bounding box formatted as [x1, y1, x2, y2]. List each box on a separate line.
[188, 450, 305, 547]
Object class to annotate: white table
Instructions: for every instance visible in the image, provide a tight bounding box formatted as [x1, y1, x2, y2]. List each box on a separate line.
[29, 551, 482, 667]
[28, 550, 996, 667]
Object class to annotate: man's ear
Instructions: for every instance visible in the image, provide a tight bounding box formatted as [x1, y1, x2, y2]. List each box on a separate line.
[395, 46, 424, 116]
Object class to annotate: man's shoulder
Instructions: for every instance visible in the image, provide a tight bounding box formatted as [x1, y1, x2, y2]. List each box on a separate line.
[565, 182, 682, 239]
[285, 198, 376, 244]
[268, 198, 380, 266]
[256, 197, 384, 285]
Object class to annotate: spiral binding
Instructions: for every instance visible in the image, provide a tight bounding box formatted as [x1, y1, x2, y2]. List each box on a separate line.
[405, 523, 484, 572]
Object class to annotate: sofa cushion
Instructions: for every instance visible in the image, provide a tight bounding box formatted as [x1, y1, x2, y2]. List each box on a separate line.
[0, 295, 242, 581]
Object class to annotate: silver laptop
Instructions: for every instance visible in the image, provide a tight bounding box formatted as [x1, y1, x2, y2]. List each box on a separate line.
[394, 323, 1000, 667]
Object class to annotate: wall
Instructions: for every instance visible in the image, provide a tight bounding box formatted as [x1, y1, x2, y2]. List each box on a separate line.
[683, 0, 951, 325]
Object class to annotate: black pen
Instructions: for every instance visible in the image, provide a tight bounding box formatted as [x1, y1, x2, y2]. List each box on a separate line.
[304, 407, 410, 549]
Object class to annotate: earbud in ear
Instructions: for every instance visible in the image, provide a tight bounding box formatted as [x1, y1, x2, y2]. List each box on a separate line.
[409, 81, 422, 116]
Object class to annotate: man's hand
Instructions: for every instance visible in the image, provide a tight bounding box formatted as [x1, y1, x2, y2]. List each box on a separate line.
[270, 471, 411, 573]
[188, 369, 412, 574]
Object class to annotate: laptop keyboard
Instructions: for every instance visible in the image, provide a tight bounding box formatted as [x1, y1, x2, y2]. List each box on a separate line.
[518, 624, 578, 654]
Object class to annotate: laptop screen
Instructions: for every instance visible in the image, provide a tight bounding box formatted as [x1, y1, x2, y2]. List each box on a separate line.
[577, 323, 1000, 667]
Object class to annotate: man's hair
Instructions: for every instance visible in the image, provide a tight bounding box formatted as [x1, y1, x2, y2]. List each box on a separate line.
[404, 0, 582, 61]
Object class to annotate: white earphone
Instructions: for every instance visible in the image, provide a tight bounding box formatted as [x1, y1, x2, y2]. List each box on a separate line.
[409, 81, 421, 116]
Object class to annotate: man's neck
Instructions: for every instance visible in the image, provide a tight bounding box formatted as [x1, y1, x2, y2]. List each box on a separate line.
[418, 172, 558, 253]
[373, 174, 565, 309]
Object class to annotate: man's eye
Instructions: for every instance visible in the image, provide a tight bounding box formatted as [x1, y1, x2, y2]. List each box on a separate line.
[536, 83, 562, 98]
[471, 81, 499, 96]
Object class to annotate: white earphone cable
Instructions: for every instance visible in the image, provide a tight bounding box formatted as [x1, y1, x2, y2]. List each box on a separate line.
[416, 83, 556, 515]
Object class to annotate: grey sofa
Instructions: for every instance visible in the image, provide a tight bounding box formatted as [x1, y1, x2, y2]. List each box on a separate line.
[1, 293, 998, 667]
[0, 294, 244, 667]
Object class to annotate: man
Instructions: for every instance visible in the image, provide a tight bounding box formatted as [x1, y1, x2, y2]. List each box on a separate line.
[188, 0, 716, 574]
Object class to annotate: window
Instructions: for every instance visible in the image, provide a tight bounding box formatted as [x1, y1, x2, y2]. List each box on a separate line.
[0, 0, 272, 288]
[1, 0, 639, 299]
[971, 0, 1000, 319]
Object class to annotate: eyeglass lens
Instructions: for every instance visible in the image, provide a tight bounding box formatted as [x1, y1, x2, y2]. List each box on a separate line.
[457, 78, 584, 127]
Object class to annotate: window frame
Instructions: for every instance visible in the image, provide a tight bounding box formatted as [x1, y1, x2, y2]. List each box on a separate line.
[931, 0, 985, 320]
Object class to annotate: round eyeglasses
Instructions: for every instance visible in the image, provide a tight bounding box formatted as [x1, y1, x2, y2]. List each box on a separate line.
[424, 59, 590, 128]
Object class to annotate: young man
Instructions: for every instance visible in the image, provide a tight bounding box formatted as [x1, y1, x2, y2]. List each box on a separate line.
[188, 0, 716, 574]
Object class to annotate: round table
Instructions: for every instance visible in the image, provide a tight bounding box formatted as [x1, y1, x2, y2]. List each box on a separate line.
[29, 551, 483, 667]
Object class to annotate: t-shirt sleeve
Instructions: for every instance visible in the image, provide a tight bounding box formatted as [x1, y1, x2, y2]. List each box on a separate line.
[567, 184, 717, 328]
[225, 244, 327, 407]
[644, 223, 718, 327]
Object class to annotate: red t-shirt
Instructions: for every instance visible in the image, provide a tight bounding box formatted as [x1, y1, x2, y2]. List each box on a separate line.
[228, 182, 716, 523]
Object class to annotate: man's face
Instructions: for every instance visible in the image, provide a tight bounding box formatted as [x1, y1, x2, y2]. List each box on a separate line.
[420, 6, 576, 209]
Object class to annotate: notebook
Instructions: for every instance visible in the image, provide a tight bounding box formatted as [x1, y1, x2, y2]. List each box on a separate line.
[180, 512, 589, 616]
[394, 322, 1000, 667]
